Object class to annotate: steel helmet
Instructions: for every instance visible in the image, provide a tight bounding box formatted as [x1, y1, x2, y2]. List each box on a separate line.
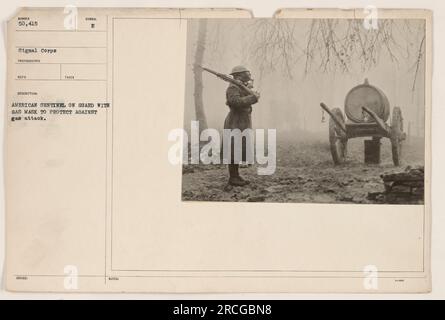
[230, 65, 250, 75]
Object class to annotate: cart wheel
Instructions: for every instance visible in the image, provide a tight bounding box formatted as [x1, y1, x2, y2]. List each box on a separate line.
[390, 107, 404, 166]
[329, 108, 348, 165]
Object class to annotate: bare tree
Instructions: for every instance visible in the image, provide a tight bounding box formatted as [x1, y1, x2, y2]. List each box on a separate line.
[245, 19, 425, 89]
[193, 19, 209, 131]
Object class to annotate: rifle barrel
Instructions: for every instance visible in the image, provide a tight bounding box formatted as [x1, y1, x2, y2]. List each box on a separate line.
[199, 65, 256, 96]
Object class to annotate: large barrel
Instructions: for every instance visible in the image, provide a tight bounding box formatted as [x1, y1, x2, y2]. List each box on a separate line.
[344, 79, 390, 123]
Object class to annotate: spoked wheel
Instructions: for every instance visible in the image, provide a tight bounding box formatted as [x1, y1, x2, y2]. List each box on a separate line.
[390, 107, 404, 166]
[329, 108, 348, 165]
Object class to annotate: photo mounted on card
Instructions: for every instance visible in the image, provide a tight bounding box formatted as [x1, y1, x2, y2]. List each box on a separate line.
[5, 7, 432, 293]
[180, 17, 426, 204]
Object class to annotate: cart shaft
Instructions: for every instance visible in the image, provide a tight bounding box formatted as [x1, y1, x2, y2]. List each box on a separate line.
[320, 102, 347, 133]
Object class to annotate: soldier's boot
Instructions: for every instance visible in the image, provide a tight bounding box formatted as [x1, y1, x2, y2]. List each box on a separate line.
[235, 164, 250, 185]
[228, 164, 248, 186]
[238, 175, 250, 185]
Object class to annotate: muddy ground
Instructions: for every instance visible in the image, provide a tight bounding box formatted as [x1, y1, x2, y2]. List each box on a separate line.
[181, 133, 424, 204]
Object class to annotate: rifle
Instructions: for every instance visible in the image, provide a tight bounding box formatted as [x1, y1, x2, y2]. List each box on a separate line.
[199, 65, 258, 97]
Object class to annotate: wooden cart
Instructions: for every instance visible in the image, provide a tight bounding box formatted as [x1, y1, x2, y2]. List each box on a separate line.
[320, 79, 406, 166]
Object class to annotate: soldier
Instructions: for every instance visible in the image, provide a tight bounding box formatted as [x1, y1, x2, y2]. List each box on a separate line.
[224, 65, 260, 186]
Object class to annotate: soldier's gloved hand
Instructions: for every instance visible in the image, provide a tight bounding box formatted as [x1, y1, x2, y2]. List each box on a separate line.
[254, 91, 260, 100]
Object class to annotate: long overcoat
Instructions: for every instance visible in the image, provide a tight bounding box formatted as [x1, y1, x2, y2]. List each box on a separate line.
[223, 83, 258, 163]
[224, 83, 258, 130]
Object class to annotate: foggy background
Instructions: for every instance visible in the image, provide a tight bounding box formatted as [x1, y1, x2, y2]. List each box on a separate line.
[183, 18, 426, 138]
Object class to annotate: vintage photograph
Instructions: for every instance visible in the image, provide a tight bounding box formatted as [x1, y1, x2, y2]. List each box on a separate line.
[181, 18, 426, 204]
